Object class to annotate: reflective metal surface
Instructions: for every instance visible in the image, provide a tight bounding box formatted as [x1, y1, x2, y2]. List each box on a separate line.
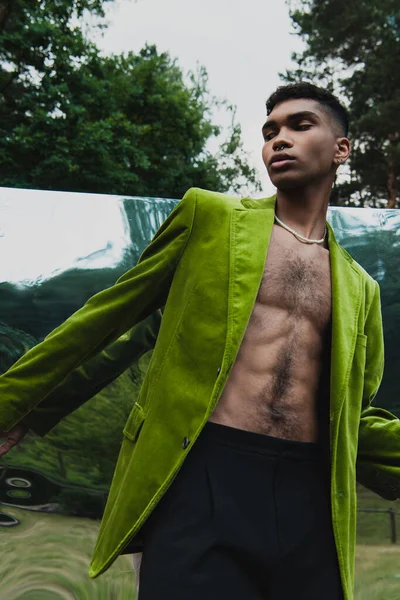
[329, 207, 400, 414]
[0, 186, 399, 597]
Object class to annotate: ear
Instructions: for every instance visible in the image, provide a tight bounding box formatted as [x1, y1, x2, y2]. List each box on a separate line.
[334, 137, 350, 167]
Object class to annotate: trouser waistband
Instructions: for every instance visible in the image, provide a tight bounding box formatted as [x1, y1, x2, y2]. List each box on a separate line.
[200, 421, 322, 461]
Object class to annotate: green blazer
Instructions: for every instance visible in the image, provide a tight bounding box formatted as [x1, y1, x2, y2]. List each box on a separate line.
[0, 188, 399, 600]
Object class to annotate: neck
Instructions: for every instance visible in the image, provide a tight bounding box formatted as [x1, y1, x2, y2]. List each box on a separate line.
[275, 180, 332, 241]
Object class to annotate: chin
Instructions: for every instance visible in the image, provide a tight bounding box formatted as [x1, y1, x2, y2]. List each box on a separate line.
[269, 170, 315, 191]
[270, 175, 305, 191]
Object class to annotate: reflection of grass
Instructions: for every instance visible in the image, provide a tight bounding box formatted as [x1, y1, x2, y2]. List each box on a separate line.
[6, 490, 32, 499]
[1, 441, 102, 490]
[2, 501, 400, 598]
[0, 506, 136, 600]
[7, 479, 31, 488]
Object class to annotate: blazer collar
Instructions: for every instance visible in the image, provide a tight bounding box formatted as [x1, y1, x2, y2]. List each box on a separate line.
[240, 194, 276, 211]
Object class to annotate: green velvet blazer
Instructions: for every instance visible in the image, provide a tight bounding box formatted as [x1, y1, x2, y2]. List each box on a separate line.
[0, 188, 399, 600]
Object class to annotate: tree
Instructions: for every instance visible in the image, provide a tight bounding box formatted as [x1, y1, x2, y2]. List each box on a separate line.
[0, 1, 260, 196]
[283, 0, 400, 208]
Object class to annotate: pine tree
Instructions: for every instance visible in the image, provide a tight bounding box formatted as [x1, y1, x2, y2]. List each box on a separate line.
[284, 0, 400, 207]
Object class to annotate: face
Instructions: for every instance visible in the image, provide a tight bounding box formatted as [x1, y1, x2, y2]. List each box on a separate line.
[261, 98, 344, 190]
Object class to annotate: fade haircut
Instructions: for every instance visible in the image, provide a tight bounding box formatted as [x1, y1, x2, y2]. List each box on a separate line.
[266, 82, 349, 138]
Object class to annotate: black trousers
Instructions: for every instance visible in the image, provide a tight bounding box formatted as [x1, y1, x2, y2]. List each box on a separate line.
[138, 421, 344, 599]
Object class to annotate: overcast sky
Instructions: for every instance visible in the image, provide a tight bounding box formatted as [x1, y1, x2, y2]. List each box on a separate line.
[95, 0, 304, 196]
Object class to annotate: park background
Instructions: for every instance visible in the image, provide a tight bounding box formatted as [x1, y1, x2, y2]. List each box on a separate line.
[0, 1, 399, 598]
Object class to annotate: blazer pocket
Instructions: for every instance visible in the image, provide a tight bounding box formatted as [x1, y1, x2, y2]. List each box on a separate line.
[356, 333, 367, 348]
[123, 402, 146, 442]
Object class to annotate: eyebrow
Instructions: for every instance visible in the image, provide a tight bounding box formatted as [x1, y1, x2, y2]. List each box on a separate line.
[261, 110, 321, 133]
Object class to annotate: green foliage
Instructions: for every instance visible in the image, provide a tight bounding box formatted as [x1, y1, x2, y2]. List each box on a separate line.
[51, 487, 106, 519]
[0, 322, 37, 374]
[284, 0, 400, 207]
[43, 353, 152, 486]
[0, 0, 260, 196]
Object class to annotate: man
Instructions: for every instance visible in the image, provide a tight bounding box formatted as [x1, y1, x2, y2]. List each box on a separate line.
[0, 82, 399, 600]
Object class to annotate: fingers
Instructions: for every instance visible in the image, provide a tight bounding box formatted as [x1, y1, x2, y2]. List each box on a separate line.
[0, 438, 18, 457]
[0, 424, 28, 456]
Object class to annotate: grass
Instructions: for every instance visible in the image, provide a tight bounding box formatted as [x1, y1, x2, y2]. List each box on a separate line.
[2, 487, 400, 599]
[357, 483, 400, 545]
[355, 546, 400, 600]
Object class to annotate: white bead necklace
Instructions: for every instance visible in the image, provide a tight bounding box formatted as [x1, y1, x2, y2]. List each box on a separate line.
[274, 214, 327, 245]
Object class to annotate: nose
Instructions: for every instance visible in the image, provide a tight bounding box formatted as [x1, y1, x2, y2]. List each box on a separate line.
[272, 132, 293, 151]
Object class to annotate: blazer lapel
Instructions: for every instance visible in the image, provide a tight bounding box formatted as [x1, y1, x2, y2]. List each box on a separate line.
[328, 222, 362, 427]
[224, 196, 276, 369]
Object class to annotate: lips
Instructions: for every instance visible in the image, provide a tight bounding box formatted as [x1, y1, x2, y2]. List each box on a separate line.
[270, 153, 296, 169]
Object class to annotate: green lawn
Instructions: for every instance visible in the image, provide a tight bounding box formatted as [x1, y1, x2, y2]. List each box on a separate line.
[355, 546, 400, 600]
[2, 498, 400, 599]
[357, 483, 400, 545]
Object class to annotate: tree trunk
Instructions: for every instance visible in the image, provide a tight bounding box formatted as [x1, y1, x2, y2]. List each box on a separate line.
[387, 134, 398, 208]
[387, 165, 397, 208]
[57, 451, 67, 480]
[0, 2, 12, 33]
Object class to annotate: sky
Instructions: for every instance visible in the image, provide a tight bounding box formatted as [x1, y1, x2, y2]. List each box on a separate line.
[94, 0, 304, 196]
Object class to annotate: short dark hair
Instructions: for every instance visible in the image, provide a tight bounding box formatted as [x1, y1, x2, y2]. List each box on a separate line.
[266, 82, 349, 137]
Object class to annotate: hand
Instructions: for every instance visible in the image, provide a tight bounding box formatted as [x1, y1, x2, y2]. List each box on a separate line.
[0, 422, 29, 457]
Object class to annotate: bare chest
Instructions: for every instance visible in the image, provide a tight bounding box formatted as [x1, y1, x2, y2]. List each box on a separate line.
[255, 229, 332, 328]
[210, 226, 332, 442]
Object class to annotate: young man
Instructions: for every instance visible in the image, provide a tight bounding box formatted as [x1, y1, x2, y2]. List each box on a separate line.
[0, 82, 399, 600]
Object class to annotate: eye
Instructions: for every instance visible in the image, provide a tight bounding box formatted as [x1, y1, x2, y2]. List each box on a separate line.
[296, 123, 312, 130]
[263, 131, 276, 141]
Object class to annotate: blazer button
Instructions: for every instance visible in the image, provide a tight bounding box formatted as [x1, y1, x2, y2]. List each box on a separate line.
[182, 437, 190, 450]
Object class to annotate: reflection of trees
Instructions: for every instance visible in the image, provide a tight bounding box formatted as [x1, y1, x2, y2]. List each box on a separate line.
[333, 218, 400, 415]
[0, 268, 122, 340]
[0, 198, 177, 340]
[0, 196, 174, 489]
[6, 353, 151, 488]
[121, 197, 177, 266]
[46, 353, 150, 486]
[0, 322, 37, 374]
[0, 267, 153, 486]
[0, 312, 147, 485]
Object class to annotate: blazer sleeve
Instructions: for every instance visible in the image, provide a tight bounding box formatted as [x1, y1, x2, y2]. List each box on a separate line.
[0, 188, 197, 432]
[356, 281, 400, 500]
[20, 309, 162, 437]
